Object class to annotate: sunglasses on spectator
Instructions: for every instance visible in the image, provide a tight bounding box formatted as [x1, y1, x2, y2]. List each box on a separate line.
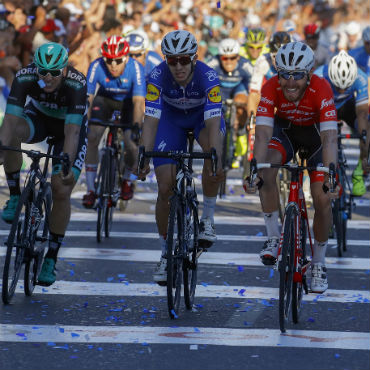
[278, 71, 307, 81]
[248, 44, 263, 50]
[37, 68, 63, 77]
[166, 55, 194, 66]
[220, 55, 238, 61]
[104, 57, 126, 65]
[130, 52, 145, 58]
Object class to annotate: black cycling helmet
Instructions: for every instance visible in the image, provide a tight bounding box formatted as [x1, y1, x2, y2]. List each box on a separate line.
[269, 31, 292, 54]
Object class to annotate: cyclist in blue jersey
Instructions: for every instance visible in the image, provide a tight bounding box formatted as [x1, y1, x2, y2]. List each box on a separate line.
[208, 38, 250, 168]
[0, 42, 88, 286]
[124, 29, 163, 83]
[82, 36, 146, 208]
[136, 30, 225, 284]
[349, 26, 370, 77]
[315, 50, 370, 196]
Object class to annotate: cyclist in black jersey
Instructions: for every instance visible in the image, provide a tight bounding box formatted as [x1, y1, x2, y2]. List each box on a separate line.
[0, 42, 88, 286]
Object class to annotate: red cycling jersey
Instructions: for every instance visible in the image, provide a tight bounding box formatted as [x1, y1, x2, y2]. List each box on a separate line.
[255, 74, 337, 131]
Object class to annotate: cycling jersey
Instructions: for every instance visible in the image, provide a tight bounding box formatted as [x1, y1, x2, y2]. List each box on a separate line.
[250, 53, 277, 93]
[87, 57, 146, 101]
[314, 64, 368, 109]
[349, 46, 370, 77]
[256, 74, 337, 132]
[5, 63, 88, 180]
[207, 55, 251, 100]
[145, 60, 225, 167]
[239, 44, 269, 65]
[145, 50, 163, 82]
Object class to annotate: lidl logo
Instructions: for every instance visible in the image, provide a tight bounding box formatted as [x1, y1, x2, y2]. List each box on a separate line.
[146, 84, 160, 101]
[208, 86, 221, 103]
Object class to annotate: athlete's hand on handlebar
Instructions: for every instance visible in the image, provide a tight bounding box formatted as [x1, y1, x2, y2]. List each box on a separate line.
[59, 170, 75, 186]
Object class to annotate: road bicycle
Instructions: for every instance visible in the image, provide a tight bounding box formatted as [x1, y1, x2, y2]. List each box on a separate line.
[249, 154, 335, 333]
[0, 138, 69, 304]
[138, 133, 217, 319]
[332, 121, 367, 257]
[219, 99, 236, 198]
[91, 113, 127, 243]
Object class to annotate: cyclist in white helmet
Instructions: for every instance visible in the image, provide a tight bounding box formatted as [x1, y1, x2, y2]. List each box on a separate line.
[208, 38, 251, 168]
[124, 29, 163, 82]
[244, 42, 340, 293]
[315, 50, 369, 196]
[136, 30, 225, 284]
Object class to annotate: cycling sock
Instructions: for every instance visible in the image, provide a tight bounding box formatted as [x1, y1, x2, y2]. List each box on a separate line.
[85, 164, 97, 192]
[5, 170, 21, 196]
[159, 235, 167, 257]
[201, 196, 216, 223]
[312, 240, 328, 265]
[46, 232, 64, 261]
[264, 211, 280, 238]
[123, 167, 132, 181]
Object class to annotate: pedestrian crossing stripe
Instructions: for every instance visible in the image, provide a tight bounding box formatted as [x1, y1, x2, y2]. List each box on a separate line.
[0, 324, 368, 350]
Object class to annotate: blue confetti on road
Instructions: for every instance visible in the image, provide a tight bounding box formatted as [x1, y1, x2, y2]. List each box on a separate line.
[171, 309, 178, 319]
[59, 328, 64, 333]
[194, 327, 200, 332]
[238, 266, 244, 272]
[238, 289, 246, 296]
[71, 333, 80, 338]
[269, 269, 274, 278]
[107, 277, 114, 282]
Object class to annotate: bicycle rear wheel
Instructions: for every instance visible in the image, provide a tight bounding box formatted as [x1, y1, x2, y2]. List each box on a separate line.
[2, 188, 31, 304]
[166, 195, 183, 319]
[24, 183, 52, 296]
[183, 202, 199, 310]
[332, 197, 344, 257]
[104, 152, 117, 238]
[279, 204, 297, 333]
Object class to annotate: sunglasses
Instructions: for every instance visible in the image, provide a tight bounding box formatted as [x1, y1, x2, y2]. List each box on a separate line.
[130, 52, 145, 58]
[278, 71, 307, 81]
[166, 55, 193, 66]
[220, 55, 238, 61]
[37, 68, 63, 77]
[104, 57, 125, 65]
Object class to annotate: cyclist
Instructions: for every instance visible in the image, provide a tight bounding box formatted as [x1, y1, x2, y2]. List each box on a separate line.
[248, 31, 291, 118]
[244, 42, 340, 293]
[136, 30, 224, 284]
[303, 23, 332, 69]
[82, 35, 146, 208]
[124, 29, 163, 83]
[314, 50, 369, 196]
[239, 27, 268, 75]
[0, 42, 88, 286]
[207, 38, 250, 168]
[349, 26, 370, 77]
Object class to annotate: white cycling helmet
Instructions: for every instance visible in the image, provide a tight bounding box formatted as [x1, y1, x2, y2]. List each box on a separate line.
[124, 29, 149, 52]
[161, 30, 198, 56]
[328, 50, 358, 90]
[362, 26, 370, 42]
[218, 38, 240, 55]
[275, 41, 315, 72]
[345, 21, 360, 36]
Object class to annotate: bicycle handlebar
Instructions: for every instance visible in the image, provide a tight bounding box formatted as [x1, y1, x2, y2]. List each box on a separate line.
[138, 146, 218, 177]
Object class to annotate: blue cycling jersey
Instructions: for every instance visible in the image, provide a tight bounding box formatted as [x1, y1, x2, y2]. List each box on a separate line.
[86, 57, 146, 101]
[145, 50, 163, 82]
[207, 55, 251, 101]
[349, 46, 370, 77]
[314, 64, 368, 109]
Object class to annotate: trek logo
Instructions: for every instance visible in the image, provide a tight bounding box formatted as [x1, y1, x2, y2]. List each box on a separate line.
[325, 110, 336, 118]
[320, 98, 334, 110]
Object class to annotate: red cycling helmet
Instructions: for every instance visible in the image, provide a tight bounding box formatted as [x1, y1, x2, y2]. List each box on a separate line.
[304, 23, 320, 37]
[101, 35, 130, 59]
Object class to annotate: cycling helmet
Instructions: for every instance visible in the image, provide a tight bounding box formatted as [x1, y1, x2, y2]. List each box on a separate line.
[275, 41, 314, 72]
[161, 30, 198, 56]
[328, 50, 358, 90]
[101, 35, 130, 59]
[345, 21, 360, 36]
[124, 30, 149, 52]
[304, 23, 320, 37]
[218, 38, 240, 55]
[245, 27, 266, 45]
[362, 26, 370, 42]
[34, 42, 68, 70]
[269, 32, 291, 54]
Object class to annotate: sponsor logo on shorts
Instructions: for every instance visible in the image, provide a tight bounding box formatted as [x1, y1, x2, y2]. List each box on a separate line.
[146, 84, 160, 101]
[208, 86, 221, 103]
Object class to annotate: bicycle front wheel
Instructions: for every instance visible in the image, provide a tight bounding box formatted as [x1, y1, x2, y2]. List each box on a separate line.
[96, 150, 109, 243]
[24, 183, 52, 296]
[2, 188, 32, 304]
[279, 204, 297, 333]
[166, 195, 183, 319]
[104, 152, 117, 238]
[183, 202, 199, 310]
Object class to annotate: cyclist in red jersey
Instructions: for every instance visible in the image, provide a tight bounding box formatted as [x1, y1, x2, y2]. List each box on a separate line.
[244, 42, 340, 293]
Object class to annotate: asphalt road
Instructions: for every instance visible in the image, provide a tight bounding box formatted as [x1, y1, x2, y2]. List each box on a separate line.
[0, 139, 369, 370]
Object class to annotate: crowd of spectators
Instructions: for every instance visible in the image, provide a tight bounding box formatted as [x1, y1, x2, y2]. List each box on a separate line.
[0, 0, 369, 122]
